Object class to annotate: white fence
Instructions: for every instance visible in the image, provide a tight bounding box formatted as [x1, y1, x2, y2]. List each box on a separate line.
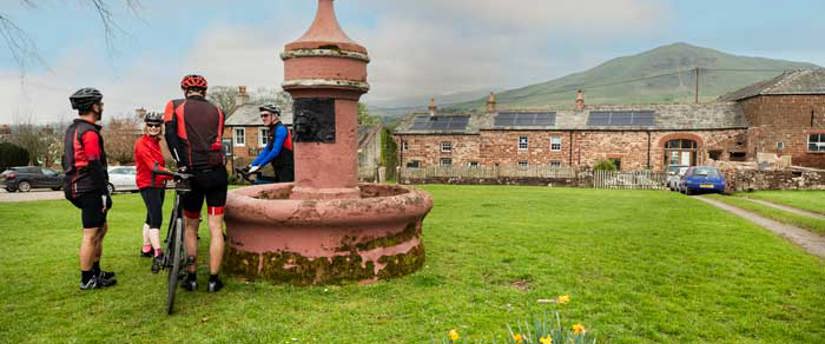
[401, 165, 578, 179]
[592, 170, 667, 190]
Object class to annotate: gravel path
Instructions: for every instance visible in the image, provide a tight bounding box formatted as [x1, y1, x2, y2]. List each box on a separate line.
[0, 189, 65, 203]
[741, 197, 825, 220]
[695, 196, 825, 259]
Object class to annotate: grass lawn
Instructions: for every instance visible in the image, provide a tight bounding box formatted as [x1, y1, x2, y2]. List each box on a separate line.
[706, 194, 825, 235]
[736, 190, 825, 215]
[2, 186, 825, 343]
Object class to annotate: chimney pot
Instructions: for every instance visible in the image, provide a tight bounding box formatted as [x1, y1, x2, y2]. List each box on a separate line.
[575, 90, 585, 111]
[486, 91, 496, 113]
[428, 98, 437, 117]
[236, 85, 251, 107]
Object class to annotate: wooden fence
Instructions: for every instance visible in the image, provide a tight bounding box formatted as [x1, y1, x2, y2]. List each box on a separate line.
[592, 170, 668, 190]
[401, 165, 577, 179]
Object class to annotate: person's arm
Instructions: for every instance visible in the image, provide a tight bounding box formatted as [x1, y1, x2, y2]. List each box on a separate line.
[251, 125, 287, 167]
[80, 131, 107, 187]
[163, 100, 189, 169]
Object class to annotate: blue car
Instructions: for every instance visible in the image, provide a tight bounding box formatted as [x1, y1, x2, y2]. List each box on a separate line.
[679, 166, 725, 195]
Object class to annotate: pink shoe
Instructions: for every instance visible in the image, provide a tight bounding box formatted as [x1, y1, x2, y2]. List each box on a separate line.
[141, 244, 153, 258]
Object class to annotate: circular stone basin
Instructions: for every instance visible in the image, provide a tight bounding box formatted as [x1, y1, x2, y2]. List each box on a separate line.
[223, 183, 433, 285]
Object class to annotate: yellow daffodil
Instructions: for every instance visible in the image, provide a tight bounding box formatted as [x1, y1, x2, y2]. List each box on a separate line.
[512, 333, 524, 344]
[448, 329, 460, 342]
[572, 323, 586, 335]
[557, 295, 571, 304]
[540, 335, 553, 344]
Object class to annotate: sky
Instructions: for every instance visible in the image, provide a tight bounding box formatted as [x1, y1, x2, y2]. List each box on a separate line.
[1, 0, 824, 123]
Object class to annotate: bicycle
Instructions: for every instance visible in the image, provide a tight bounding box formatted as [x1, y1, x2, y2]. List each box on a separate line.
[157, 170, 192, 315]
[234, 166, 277, 185]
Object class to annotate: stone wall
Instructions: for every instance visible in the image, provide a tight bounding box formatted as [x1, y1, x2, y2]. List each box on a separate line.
[739, 95, 825, 169]
[479, 130, 570, 167]
[401, 176, 589, 187]
[396, 134, 481, 168]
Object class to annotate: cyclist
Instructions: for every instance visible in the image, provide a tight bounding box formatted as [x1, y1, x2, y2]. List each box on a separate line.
[134, 112, 174, 273]
[246, 104, 294, 183]
[163, 74, 227, 292]
[62, 87, 116, 290]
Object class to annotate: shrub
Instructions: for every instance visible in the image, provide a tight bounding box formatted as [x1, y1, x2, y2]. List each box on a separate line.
[592, 159, 617, 172]
[0, 142, 30, 171]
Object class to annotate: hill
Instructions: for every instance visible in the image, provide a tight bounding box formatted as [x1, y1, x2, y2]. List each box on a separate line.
[450, 43, 820, 110]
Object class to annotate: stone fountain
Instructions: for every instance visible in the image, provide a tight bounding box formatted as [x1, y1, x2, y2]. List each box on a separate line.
[223, 0, 432, 285]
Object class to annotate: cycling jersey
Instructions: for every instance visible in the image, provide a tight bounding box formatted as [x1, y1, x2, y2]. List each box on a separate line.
[62, 118, 109, 198]
[251, 121, 294, 169]
[134, 134, 172, 189]
[163, 95, 225, 171]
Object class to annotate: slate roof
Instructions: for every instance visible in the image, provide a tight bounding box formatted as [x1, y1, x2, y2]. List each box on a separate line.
[225, 103, 293, 127]
[394, 102, 747, 134]
[719, 69, 825, 101]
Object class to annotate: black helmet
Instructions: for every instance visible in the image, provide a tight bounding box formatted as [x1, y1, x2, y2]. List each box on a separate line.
[69, 88, 103, 111]
[144, 112, 163, 124]
[259, 104, 281, 115]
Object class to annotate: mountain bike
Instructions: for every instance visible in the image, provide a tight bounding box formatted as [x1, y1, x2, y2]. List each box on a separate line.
[234, 166, 276, 185]
[161, 171, 192, 315]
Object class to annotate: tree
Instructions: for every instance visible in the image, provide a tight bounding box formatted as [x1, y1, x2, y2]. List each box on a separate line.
[207, 86, 293, 115]
[9, 123, 53, 166]
[207, 86, 240, 114]
[103, 116, 141, 165]
[0, 142, 29, 170]
[358, 102, 382, 127]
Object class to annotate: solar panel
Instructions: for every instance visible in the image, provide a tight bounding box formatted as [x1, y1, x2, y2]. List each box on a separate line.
[494, 112, 556, 128]
[587, 111, 656, 127]
[409, 115, 470, 131]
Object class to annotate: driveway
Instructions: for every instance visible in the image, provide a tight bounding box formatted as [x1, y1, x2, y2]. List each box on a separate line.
[0, 188, 65, 203]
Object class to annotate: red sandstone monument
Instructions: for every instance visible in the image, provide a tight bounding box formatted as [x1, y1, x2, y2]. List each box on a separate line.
[223, 0, 433, 285]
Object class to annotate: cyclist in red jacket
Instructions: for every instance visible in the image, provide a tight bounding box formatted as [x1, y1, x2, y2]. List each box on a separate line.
[134, 112, 173, 273]
[163, 74, 228, 292]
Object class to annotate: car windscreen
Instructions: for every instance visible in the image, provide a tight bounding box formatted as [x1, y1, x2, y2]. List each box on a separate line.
[692, 167, 720, 176]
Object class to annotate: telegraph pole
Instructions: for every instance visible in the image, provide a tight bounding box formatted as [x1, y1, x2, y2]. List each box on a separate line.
[694, 67, 700, 104]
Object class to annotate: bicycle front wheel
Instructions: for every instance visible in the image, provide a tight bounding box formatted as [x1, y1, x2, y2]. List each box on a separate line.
[166, 217, 183, 315]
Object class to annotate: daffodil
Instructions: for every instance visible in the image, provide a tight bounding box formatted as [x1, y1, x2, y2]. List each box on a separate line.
[572, 323, 586, 335]
[557, 294, 570, 305]
[448, 329, 460, 342]
[540, 335, 552, 344]
[512, 333, 524, 344]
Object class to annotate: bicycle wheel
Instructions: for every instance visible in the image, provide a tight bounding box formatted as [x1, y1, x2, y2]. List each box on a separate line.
[166, 217, 183, 315]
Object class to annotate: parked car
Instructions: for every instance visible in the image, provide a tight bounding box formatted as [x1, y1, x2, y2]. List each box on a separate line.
[666, 165, 689, 191]
[107, 166, 139, 194]
[679, 166, 725, 195]
[0, 166, 64, 192]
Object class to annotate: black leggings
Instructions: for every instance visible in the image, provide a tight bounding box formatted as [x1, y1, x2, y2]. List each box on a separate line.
[140, 188, 165, 229]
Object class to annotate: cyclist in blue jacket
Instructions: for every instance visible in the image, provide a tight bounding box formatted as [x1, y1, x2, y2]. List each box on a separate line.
[247, 104, 294, 183]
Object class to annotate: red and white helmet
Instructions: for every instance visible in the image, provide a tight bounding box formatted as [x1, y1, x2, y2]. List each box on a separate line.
[180, 74, 208, 90]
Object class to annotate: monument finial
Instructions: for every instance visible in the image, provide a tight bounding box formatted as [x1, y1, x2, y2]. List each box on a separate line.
[285, 0, 366, 54]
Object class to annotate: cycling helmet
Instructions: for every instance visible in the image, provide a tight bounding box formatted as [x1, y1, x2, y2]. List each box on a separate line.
[180, 74, 208, 90]
[259, 104, 281, 115]
[144, 112, 163, 124]
[69, 88, 103, 110]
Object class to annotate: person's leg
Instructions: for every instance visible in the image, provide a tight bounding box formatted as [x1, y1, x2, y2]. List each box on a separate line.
[204, 168, 228, 292]
[181, 182, 204, 290]
[79, 227, 97, 276]
[147, 188, 164, 253]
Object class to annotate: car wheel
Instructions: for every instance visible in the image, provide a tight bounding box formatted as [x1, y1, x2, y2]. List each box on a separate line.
[51, 186, 62, 191]
[685, 188, 693, 196]
[5, 186, 15, 193]
[107, 183, 115, 195]
[17, 181, 31, 193]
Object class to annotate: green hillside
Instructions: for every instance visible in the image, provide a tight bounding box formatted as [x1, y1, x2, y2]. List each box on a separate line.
[451, 43, 820, 110]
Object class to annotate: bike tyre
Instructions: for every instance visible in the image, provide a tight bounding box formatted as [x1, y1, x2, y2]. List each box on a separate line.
[166, 218, 183, 315]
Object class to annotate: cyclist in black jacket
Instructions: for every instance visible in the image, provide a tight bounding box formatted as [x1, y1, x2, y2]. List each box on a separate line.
[163, 74, 227, 292]
[63, 88, 116, 290]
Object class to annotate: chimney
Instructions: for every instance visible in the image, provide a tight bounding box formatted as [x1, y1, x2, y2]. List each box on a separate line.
[135, 107, 147, 119]
[236, 85, 250, 106]
[428, 98, 437, 117]
[486, 91, 496, 113]
[575, 90, 585, 111]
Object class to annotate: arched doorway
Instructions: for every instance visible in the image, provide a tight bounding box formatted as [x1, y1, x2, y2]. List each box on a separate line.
[665, 139, 698, 166]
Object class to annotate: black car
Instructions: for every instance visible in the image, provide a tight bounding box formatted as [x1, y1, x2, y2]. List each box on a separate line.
[0, 166, 64, 192]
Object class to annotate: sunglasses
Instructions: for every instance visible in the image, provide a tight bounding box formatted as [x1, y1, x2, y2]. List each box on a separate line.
[260, 114, 271, 118]
[146, 124, 161, 128]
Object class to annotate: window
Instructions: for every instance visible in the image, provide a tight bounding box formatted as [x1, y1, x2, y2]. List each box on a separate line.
[401, 141, 409, 152]
[777, 141, 785, 150]
[406, 160, 421, 168]
[440, 158, 452, 166]
[234, 128, 246, 146]
[708, 150, 722, 160]
[468, 161, 479, 168]
[550, 160, 562, 168]
[550, 136, 562, 151]
[518, 136, 528, 150]
[518, 160, 529, 169]
[809, 134, 825, 152]
[441, 142, 452, 153]
[259, 128, 270, 147]
[664, 139, 697, 166]
[609, 158, 622, 171]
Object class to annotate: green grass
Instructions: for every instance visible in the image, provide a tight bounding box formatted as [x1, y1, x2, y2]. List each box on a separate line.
[2, 186, 825, 343]
[705, 194, 825, 236]
[735, 190, 825, 216]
